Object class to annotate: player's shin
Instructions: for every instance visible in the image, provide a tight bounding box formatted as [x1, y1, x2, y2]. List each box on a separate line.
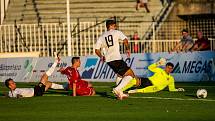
[46, 62, 58, 76]
[116, 76, 122, 85]
[142, 86, 159, 93]
[51, 83, 64, 89]
[114, 76, 133, 92]
[121, 78, 137, 91]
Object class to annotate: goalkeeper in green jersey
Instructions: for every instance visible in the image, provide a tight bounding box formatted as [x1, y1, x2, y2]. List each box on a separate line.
[121, 58, 185, 93]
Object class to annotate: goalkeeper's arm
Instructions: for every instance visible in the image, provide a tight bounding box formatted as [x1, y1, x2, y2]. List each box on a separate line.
[168, 78, 185, 92]
[156, 58, 166, 66]
[148, 58, 166, 73]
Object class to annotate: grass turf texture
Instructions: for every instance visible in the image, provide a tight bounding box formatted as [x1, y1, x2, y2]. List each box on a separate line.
[0, 82, 215, 121]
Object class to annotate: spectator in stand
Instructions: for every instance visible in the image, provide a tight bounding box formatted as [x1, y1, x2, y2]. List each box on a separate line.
[191, 31, 210, 51]
[132, 31, 140, 53]
[136, 0, 150, 13]
[172, 29, 194, 52]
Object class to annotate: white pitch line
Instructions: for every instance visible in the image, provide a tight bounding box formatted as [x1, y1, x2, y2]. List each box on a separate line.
[129, 96, 215, 102]
[179, 85, 215, 87]
[93, 85, 215, 88]
[43, 94, 215, 102]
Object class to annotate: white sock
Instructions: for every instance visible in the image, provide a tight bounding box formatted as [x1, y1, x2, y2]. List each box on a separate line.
[46, 62, 57, 76]
[115, 76, 133, 91]
[51, 83, 64, 89]
[116, 76, 122, 85]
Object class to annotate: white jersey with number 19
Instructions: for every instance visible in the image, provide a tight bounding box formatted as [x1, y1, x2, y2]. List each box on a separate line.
[95, 29, 127, 62]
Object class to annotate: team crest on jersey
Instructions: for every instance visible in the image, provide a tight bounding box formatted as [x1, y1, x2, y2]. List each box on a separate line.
[82, 58, 98, 79]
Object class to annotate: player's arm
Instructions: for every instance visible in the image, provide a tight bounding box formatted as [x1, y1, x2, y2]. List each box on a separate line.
[95, 49, 105, 62]
[123, 38, 130, 58]
[168, 77, 177, 91]
[95, 38, 105, 61]
[148, 58, 166, 73]
[118, 30, 130, 57]
[8, 91, 23, 98]
[168, 77, 185, 92]
[72, 80, 77, 96]
[57, 67, 66, 74]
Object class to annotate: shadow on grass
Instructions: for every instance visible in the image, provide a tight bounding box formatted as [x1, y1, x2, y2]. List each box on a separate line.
[96, 91, 116, 99]
[45, 89, 69, 96]
[185, 94, 196, 98]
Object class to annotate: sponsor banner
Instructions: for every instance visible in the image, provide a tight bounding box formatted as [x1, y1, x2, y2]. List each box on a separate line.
[82, 51, 215, 82]
[0, 51, 214, 82]
[0, 58, 37, 82]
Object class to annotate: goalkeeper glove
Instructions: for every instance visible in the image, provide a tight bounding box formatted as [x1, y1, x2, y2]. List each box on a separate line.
[156, 58, 166, 66]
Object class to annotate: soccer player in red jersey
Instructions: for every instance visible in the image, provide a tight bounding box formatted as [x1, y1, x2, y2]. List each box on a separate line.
[58, 57, 95, 96]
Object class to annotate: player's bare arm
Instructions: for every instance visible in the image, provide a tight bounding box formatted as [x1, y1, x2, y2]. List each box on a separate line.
[95, 49, 105, 62]
[73, 81, 77, 96]
[123, 38, 131, 58]
[57, 67, 66, 73]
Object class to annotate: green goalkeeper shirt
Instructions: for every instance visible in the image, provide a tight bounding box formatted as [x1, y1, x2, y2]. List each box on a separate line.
[148, 63, 177, 91]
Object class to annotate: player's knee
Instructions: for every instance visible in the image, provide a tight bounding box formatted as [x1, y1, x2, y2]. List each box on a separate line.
[124, 69, 135, 77]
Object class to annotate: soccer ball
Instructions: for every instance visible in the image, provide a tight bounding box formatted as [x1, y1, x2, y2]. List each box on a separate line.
[196, 89, 207, 98]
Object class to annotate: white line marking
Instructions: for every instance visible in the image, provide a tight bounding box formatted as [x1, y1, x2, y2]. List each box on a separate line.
[129, 96, 215, 102]
[43, 94, 215, 102]
[93, 85, 215, 88]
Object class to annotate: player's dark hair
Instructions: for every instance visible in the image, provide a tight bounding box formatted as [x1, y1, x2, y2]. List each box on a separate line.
[166, 62, 174, 68]
[71, 57, 80, 64]
[5, 78, 13, 88]
[106, 19, 116, 29]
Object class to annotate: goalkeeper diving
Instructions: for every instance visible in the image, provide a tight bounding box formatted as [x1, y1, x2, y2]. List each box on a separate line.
[120, 58, 185, 94]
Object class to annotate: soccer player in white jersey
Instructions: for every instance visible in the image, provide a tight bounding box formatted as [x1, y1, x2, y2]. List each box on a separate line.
[5, 55, 65, 98]
[95, 19, 139, 100]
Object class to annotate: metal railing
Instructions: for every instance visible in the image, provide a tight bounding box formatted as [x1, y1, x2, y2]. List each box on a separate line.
[0, 20, 215, 57]
[0, 0, 10, 25]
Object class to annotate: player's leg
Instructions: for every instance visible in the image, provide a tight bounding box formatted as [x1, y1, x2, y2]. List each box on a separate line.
[40, 55, 64, 91]
[121, 78, 138, 91]
[108, 60, 132, 90]
[128, 78, 157, 93]
[115, 76, 122, 85]
[76, 87, 95, 96]
[75, 80, 95, 96]
[128, 85, 160, 93]
[114, 76, 133, 91]
[108, 60, 137, 99]
[119, 66, 140, 91]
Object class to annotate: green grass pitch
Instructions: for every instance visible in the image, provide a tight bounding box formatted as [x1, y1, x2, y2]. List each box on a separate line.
[0, 82, 215, 121]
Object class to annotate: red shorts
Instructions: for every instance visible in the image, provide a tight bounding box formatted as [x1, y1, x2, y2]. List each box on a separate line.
[71, 80, 95, 96]
[76, 87, 95, 96]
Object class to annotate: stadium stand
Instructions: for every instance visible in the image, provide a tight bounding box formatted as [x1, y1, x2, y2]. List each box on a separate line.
[3, 0, 163, 24]
[0, 0, 214, 56]
[1, 0, 165, 56]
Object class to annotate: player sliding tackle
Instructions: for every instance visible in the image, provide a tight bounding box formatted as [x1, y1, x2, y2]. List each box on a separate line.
[122, 58, 185, 94]
[95, 19, 139, 100]
[5, 55, 65, 98]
